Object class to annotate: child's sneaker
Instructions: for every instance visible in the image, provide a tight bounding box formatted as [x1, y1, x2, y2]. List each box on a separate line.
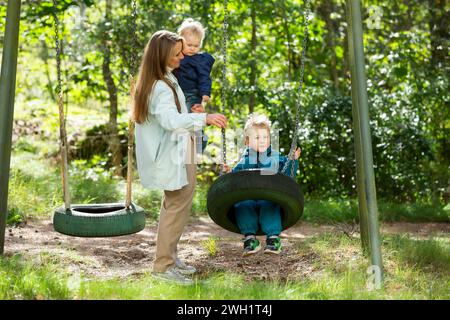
[242, 235, 261, 257]
[264, 236, 282, 255]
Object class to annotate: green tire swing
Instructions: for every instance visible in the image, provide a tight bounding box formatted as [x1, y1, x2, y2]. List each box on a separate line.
[53, 203, 146, 238]
[51, 0, 145, 237]
[206, 0, 310, 234]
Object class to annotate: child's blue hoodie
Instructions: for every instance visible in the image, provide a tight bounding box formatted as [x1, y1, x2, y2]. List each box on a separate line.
[232, 145, 299, 178]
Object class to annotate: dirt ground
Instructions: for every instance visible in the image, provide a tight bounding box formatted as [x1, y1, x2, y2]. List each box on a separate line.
[4, 217, 450, 282]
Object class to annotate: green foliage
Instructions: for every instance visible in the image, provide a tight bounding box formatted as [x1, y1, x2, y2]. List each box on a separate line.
[377, 202, 449, 223]
[303, 198, 449, 223]
[130, 185, 162, 220]
[3, 0, 449, 203]
[13, 137, 39, 153]
[6, 208, 24, 226]
[201, 236, 219, 257]
[268, 89, 356, 197]
[303, 198, 358, 224]
[8, 153, 62, 222]
[69, 159, 121, 203]
[0, 254, 71, 300]
[72, 122, 128, 170]
[192, 182, 208, 214]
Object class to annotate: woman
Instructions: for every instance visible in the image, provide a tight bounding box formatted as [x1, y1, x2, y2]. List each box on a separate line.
[133, 30, 227, 285]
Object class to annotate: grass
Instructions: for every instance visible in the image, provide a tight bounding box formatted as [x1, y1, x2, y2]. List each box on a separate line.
[77, 270, 383, 300]
[0, 254, 71, 300]
[8, 153, 61, 224]
[303, 198, 449, 224]
[387, 235, 450, 272]
[1, 234, 448, 300]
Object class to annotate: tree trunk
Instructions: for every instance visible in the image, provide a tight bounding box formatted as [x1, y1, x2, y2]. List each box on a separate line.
[428, 0, 449, 69]
[427, 0, 449, 163]
[102, 0, 122, 176]
[248, 1, 257, 113]
[279, 0, 292, 81]
[319, 0, 339, 90]
[342, 2, 350, 84]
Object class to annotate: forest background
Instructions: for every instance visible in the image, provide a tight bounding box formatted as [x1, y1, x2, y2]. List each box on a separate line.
[1, 0, 449, 224]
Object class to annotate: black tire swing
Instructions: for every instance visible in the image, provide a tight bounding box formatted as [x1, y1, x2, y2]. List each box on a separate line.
[52, 0, 145, 237]
[207, 0, 310, 235]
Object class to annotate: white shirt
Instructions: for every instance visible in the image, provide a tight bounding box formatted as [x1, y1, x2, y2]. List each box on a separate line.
[135, 72, 206, 190]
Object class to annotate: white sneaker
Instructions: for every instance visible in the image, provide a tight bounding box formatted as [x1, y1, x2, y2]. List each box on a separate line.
[175, 258, 197, 275]
[152, 266, 194, 286]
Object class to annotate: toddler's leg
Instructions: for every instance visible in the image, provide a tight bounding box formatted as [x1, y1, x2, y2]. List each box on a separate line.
[184, 90, 202, 112]
[234, 200, 259, 236]
[257, 200, 282, 237]
[258, 200, 282, 255]
[184, 91, 207, 153]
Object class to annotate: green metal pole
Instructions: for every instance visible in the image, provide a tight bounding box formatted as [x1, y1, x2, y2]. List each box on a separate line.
[0, 0, 21, 255]
[346, 0, 369, 254]
[346, 0, 383, 279]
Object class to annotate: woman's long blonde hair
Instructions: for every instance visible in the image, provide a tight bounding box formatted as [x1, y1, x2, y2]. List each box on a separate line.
[132, 30, 183, 124]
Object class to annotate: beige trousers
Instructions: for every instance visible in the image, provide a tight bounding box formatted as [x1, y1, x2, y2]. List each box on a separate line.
[153, 137, 196, 273]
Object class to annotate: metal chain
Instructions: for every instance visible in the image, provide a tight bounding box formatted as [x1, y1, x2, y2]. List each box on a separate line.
[219, 0, 228, 173]
[281, 0, 310, 177]
[52, 0, 71, 209]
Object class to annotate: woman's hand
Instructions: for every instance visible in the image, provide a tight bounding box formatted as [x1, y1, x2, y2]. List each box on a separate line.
[202, 95, 210, 103]
[191, 104, 205, 113]
[206, 114, 227, 128]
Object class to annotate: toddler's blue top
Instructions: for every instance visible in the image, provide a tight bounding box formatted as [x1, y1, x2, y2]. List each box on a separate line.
[173, 52, 215, 97]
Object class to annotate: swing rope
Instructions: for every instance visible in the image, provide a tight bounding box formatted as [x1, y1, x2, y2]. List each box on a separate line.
[52, 0, 70, 210]
[125, 0, 138, 208]
[52, 0, 138, 210]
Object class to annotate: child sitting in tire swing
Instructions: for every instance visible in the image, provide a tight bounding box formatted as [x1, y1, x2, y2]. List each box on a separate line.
[224, 113, 301, 256]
